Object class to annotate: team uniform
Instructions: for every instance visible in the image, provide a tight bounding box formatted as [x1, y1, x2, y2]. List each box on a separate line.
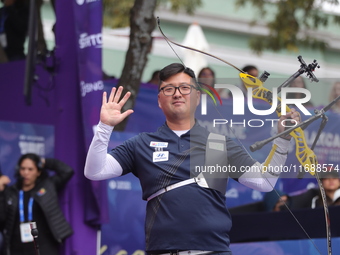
[85, 120, 290, 254]
[109, 121, 255, 252]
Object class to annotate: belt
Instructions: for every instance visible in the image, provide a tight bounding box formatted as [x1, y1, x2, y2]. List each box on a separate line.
[147, 177, 208, 201]
[154, 251, 214, 255]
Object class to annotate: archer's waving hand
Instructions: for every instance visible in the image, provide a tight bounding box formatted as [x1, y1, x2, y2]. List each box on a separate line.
[100, 86, 134, 127]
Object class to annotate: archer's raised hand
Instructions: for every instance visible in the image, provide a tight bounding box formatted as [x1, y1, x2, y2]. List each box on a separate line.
[100, 86, 134, 127]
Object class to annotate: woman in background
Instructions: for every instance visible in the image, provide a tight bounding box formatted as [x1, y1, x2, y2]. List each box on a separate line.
[286, 76, 314, 108]
[198, 67, 232, 99]
[0, 153, 74, 255]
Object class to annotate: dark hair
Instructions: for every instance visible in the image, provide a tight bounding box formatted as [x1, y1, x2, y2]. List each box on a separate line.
[159, 63, 197, 88]
[197, 67, 216, 88]
[286, 77, 313, 107]
[198, 67, 215, 78]
[147, 70, 160, 85]
[320, 170, 339, 180]
[287, 76, 307, 99]
[151, 70, 160, 80]
[242, 65, 258, 73]
[15, 153, 48, 188]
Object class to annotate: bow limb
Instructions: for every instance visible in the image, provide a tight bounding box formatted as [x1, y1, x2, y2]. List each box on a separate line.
[240, 73, 318, 176]
[157, 17, 244, 73]
[240, 72, 332, 255]
[315, 172, 333, 255]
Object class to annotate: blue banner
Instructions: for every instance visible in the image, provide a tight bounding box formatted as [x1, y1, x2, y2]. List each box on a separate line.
[0, 121, 54, 179]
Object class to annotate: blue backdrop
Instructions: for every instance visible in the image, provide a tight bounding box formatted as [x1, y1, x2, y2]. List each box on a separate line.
[0, 121, 54, 179]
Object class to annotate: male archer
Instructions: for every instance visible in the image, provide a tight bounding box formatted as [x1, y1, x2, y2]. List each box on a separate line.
[84, 63, 300, 255]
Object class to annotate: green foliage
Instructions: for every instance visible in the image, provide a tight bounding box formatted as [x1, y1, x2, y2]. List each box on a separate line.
[158, 0, 202, 15]
[235, 0, 340, 54]
[103, 0, 135, 28]
[103, 0, 202, 28]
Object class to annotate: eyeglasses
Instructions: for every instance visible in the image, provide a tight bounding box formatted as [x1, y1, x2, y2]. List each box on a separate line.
[159, 84, 197, 96]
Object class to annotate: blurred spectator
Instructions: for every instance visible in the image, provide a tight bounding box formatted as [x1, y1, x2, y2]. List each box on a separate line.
[197, 66, 231, 99]
[286, 76, 313, 108]
[240, 65, 259, 95]
[0, 0, 48, 62]
[312, 170, 340, 208]
[230, 65, 259, 98]
[0, 153, 74, 255]
[263, 190, 290, 212]
[0, 0, 29, 61]
[242, 65, 259, 78]
[198, 67, 215, 87]
[147, 70, 160, 85]
[329, 81, 340, 113]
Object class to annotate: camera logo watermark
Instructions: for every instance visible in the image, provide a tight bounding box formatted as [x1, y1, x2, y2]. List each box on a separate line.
[201, 84, 311, 116]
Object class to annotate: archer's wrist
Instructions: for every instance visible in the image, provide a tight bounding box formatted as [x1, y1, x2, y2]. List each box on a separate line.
[98, 121, 115, 133]
[279, 135, 291, 141]
[274, 137, 291, 154]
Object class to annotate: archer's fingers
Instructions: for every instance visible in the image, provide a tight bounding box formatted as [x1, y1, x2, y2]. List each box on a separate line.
[121, 109, 134, 120]
[113, 86, 124, 103]
[102, 91, 107, 105]
[281, 108, 299, 120]
[289, 108, 301, 122]
[284, 108, 296, 117]
[108, 87, 117, 103]
[118, 91, 132, 107]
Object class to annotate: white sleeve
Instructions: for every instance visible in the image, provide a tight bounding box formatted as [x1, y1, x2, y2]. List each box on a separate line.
[238, 137, 290, 192]
[84, 121, 123, 180]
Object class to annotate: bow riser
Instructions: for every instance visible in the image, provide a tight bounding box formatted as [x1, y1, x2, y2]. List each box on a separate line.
[240, 73, 317, 175]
